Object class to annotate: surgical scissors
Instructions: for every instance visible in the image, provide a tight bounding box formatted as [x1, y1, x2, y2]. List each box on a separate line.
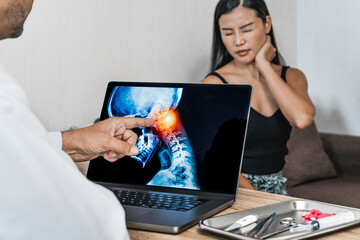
[260, 217, 298, 239]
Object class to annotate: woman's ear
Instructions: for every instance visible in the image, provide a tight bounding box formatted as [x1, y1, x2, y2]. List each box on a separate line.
[265, 15, 272, 34]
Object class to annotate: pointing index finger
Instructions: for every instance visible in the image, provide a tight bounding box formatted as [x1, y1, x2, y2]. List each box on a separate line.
[117, 117, 155, 129]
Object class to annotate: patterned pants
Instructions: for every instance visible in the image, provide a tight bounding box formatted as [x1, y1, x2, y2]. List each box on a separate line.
[242, 171, 288, 195]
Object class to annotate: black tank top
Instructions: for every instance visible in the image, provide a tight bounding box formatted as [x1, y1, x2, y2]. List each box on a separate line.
[207, 67, 292, 174]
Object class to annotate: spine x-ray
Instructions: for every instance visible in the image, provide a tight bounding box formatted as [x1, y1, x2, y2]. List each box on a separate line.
[108, 86, 200, 190]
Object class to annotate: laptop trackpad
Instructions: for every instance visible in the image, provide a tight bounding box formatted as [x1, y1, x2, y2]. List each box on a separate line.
[123, 206, 152, 221]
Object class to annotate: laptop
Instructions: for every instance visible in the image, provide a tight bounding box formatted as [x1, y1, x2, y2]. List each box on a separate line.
[87, 81, 252, 233]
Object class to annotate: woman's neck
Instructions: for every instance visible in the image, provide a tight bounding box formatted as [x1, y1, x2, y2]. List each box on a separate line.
[230, 60, 261, 80]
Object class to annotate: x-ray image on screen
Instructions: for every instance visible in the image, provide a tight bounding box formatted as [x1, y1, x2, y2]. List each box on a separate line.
[87, 82, 252, 195]
[107, 86, 200, 190]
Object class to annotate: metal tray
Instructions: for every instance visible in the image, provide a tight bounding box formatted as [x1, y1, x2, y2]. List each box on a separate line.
[199, 200, 360, 239]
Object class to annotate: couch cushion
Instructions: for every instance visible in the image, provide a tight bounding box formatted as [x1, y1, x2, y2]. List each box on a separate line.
[288, 177, 360, 208]
[321, 133, 360, 180]
[283, 122, 337, 187]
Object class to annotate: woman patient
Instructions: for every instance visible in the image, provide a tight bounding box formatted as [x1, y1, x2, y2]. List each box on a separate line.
[203, 0, 316, 195]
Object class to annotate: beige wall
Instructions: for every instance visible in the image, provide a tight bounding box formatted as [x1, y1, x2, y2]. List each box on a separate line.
[0, 0, 297, 132]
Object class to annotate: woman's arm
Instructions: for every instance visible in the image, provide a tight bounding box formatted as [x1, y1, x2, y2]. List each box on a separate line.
[256, 37, 316, 129]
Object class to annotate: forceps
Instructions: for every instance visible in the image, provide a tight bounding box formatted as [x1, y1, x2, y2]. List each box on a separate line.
[260, 217, 298, 239]
[246, 212, 276, 238]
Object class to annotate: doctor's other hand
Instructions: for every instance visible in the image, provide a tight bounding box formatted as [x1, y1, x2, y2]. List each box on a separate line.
[61, 117, 155, 162]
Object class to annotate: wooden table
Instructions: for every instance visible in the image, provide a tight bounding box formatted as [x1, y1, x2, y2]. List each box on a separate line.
[129, 188, 360, 240]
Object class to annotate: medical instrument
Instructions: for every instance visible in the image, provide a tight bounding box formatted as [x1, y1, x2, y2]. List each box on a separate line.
[260, 217, 298, 239]
[290, 211, 355, 232]
[246, 212, 275, 238]
[224, 214, 258, 231]
[262, 211, 355, 239]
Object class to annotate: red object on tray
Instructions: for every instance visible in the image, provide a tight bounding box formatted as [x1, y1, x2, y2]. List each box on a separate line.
[302, 209, 336, 222]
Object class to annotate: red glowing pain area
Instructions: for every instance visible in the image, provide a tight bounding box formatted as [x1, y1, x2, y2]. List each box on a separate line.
[155, 109, 179, 132]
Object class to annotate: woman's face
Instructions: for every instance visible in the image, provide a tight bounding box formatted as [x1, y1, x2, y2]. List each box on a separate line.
[219, 6, 271, 65]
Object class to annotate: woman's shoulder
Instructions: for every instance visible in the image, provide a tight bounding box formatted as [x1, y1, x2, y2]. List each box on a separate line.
[271, 65, 307, 83]
[202, 74, 224, 84]
[281, 66, 309, 90]
[284, 67, 307, 83]
[202, 65, 230, 84]
[286, 67, 306, 78]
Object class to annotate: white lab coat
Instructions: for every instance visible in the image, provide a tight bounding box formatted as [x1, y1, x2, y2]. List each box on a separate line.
[0, 64, 129, 240]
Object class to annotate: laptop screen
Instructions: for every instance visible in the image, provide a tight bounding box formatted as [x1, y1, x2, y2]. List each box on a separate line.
[87, 82, 252, 195]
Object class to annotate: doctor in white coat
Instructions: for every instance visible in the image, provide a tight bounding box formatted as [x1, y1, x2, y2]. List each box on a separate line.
[0, 0, 154, 239]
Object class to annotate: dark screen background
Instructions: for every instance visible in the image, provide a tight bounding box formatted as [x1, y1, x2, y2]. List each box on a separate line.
[87, 82, 251, 195]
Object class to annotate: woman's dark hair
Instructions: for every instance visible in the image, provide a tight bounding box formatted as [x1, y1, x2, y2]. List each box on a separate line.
[211, 0, 285, 72]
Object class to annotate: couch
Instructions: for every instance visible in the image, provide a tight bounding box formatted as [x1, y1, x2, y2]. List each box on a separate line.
[283, 123, 360, 209]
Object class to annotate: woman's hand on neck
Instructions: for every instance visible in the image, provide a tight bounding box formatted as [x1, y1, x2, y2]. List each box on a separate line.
[255, 35, 276, 74]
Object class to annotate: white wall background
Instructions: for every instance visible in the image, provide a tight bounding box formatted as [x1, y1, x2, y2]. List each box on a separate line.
[0, 0, 358, 136]
[297, 0, 360, 136]
[0, 0, 218, 131]
[267, 0, 297, 67]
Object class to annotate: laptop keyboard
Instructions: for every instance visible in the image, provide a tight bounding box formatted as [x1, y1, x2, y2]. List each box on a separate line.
[111, 189, 206, 212]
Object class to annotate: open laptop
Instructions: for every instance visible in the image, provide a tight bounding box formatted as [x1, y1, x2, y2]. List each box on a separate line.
[87, 82, 252, 233]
